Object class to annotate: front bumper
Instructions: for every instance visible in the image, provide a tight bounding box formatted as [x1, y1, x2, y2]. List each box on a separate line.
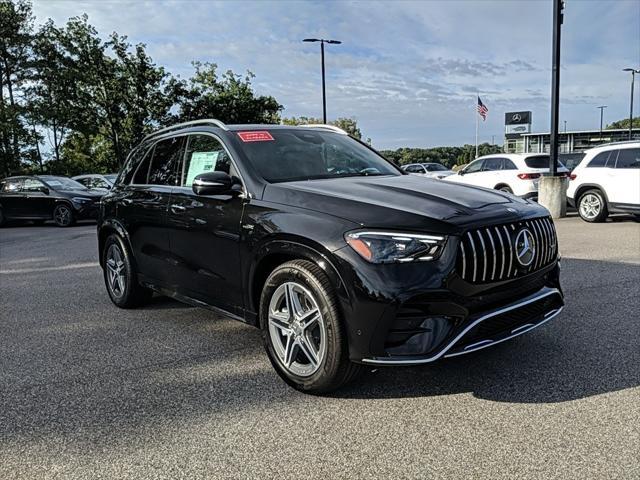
[361, 286, 563, 365]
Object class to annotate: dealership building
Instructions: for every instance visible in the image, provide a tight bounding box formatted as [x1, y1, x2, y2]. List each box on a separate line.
[503, 111, 640, 154]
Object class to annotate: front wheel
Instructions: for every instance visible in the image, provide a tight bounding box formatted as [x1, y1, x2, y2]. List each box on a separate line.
[53, 203, 75, 227]
[578, 189, 608, 223]
[259, 260, 362, 393]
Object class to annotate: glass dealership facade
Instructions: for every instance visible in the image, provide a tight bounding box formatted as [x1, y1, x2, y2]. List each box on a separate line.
[504, 128, 640, 154]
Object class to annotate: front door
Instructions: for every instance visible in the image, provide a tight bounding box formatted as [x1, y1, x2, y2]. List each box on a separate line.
[0, 178, 25, 218]
[22, 178, 54, 218]
[610, 148, 640, 205]
[166, 133, 245, 315]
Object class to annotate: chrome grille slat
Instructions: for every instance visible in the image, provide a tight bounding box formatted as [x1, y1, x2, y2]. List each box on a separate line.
[494, 226, 506, 279]
[468, 232, 478, 283]
[457, 217, 558, 284]
[476, 230, 487, 282]
[485, 228, 497, 281]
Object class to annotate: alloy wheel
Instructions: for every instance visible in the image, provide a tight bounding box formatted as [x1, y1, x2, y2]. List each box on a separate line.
[54, 205, 72, 226]
[580, 193, 601, 219]
[267, 282, 327, 377]
[106, 244, 127, 298]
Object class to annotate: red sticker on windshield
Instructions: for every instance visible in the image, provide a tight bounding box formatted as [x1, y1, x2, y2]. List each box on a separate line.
[237, 131, 274, 142]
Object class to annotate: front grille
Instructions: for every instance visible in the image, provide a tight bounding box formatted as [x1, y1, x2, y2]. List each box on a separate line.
[456, 217, 557, 284]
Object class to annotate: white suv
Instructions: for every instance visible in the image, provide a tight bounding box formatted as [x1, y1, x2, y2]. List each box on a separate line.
[567, 142, 640, 222]
[444, 153, 569, 200]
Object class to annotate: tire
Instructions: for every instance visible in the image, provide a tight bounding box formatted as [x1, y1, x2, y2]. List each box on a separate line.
[259, 259, 362, 394]
[496, 185, 513, 194]
[102, 234, 153, 308]
[578, 189, 608, 223]
[53, 203, 75, 227]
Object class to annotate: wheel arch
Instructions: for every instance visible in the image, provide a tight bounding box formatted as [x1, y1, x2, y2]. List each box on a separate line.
[247, 237, 350, 324]
[98, 219, 133, 268]
[574, 183, 609, 205]
[494, 183, 512, 191]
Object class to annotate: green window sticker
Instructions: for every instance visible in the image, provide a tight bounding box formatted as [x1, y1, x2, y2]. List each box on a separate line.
[186, 151, 219, 186]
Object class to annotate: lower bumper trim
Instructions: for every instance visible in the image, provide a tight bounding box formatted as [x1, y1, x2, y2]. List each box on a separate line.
[361, 287, 563, 366]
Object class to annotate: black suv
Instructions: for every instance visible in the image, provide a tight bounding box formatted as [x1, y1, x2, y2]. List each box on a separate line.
[0, 175, 103, 227]
[98, 120, 564, 392]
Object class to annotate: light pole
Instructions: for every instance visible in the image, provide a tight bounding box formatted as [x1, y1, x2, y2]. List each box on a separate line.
[623, 68, 639, 140]
[597, 105, 607, 140]
[303, 38, 342, 123]
[564, 120, 567, 133]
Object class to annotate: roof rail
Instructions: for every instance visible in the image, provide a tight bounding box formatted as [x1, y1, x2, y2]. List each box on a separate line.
[298, 124, 348, 135]
[143, 119, 228, 141]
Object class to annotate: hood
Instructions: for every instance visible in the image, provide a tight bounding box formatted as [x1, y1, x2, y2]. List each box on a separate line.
[58, 189, 104, 199]
[263, 175, 548, 233]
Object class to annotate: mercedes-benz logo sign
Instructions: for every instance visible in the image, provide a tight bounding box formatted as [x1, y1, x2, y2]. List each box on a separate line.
[512, 113, 522, 122]
[514, 228, 535, 267]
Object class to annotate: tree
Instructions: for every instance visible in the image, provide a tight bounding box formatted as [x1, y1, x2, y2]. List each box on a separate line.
[281, 116, 363, 139]
[606, 117, 640, 130]
[169, 61, 282, 125]
[0, 0, 34, 176]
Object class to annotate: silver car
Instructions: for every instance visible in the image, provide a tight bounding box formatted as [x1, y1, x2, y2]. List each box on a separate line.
[401, 162, 455, 179]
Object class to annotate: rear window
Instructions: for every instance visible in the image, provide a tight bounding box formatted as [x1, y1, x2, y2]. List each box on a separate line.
[524, 155, 551, 168]
[235, 129, 400, 183]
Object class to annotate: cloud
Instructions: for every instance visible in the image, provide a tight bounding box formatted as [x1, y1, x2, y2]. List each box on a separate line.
[31, 0, 640, 148]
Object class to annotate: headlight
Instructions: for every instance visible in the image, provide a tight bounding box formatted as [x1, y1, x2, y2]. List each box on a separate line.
[345, 230, 447, 264]
[72, 197, 91, 204]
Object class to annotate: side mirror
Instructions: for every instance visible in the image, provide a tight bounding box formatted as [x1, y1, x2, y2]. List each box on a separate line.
[40, 186, 50, 194]
[192, 171, 238, 196]
[457, 169, 465, 176]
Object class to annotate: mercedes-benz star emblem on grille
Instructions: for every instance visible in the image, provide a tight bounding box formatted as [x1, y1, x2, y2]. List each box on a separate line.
[512, 113, 522, 122]
[514, 228, 535, 267]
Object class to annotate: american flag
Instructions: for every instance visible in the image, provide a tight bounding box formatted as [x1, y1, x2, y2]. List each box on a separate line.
[477, 96, 488, 121]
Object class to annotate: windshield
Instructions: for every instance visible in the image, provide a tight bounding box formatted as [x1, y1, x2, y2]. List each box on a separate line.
[235, 129, 401, 183]
[39, 176, 87, 190]
[425, 163, 448, 171]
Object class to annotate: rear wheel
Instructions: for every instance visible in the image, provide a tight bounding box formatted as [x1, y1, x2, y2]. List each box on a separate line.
[496, 185, 513, 194]
[53, 204, 75, 227]
[260, 260, 362, 393]
[578, 189, 608, 223]
[103, 234, 152, 308]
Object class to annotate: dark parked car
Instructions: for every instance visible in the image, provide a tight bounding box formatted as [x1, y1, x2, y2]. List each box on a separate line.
[98, 120, 564, 393]
[72, 173, 118, 191]
[0, 175, 104, 227]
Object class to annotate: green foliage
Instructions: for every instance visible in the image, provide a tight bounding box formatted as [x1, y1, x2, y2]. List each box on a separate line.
[282, 116, 363, 139]
[606, 117, 640, 130]
[380, 143, 503, 168]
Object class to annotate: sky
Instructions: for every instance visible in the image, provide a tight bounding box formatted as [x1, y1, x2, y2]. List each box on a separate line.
[31, 0, 640, 150]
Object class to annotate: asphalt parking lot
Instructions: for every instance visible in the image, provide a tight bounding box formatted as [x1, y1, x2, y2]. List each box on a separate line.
[1, 216, 639, 479]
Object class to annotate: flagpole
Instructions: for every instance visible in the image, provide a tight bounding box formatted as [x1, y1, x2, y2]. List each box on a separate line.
[475, 95, 479, 159]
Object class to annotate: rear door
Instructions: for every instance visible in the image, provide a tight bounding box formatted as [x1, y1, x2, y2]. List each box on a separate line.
[0, 178, 25, 218]
[479, 157, 503, 188]
[118, 136, 185, 284]
[610, 147, 640, 205]
[166, 132, 245, 314]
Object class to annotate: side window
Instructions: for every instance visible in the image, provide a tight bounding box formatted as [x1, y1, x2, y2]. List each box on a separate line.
[132, 146, 155, 184]
[405, 165, 417, 173]
[148, 136, 185, 186]
[587, 151, 612, 168]
[23, 178, 45, 192]
[503, 159, 517, 170]
[483, 158, 503, 171]
[615, 148, 640, 169]
[93, 178, 109, 189]
[123, 141, 153, 185]
[181, 134, 236, 186]
[1, 179, 22, 192]
[75, 177, 89, 187]
[465, 160, 484, 174]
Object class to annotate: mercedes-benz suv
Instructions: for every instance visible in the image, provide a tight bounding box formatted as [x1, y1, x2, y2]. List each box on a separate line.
[97, 120, 564, 393]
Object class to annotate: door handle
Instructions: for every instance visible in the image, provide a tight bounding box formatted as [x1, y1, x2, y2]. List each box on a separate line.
[170, 204, 187, 214]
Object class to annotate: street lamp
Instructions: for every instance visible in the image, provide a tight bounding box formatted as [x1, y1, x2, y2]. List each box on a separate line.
[623, 68, 640, 140]
[303, 38, 342, 123]
[597, 105, 607, 140]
